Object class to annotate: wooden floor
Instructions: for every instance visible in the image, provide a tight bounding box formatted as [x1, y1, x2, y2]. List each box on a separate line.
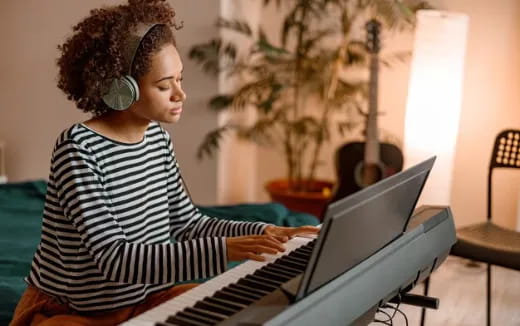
[369, 256, 520, 326]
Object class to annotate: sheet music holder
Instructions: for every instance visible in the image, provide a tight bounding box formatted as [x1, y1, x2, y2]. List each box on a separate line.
[285, 156, 436, 300]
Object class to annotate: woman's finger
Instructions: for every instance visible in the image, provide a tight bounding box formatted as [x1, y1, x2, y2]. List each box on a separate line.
[238, 236, 285, 252]
[249, 245, 279, 255]
[273, 235, 289, 243]
[241, 234, 284, 245]
[287, 226, 320, 237]
[245, 252, 266, 262]
[257, 237, 286, 252]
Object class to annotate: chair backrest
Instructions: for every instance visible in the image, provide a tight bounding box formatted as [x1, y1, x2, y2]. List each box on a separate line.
[487, 129, 520, 220]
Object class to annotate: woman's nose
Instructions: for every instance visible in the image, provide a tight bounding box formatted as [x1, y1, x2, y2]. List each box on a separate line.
[171, 87, 186, 102]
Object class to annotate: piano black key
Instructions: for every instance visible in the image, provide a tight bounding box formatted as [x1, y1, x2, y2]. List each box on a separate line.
[219, 287, 258, 304]
[298, 243, 315, 253]
[225, 283, 264, 299]
[275, 257, 306, 272]
[288, 249, 309, 258]
[282, 255, 308, 268]
[281, 255, 308, 268]
[254, 268, 292, 283]
[264, 261, 301, 276]
[238, 277, 278, 292]
[262, 263, 300, 278]
[287, 250, 308, 259]
[295, 243, 313, 250]
[287, 253, 310, 263]
[290, 248, 312, 260]
[307, 239, 317, 246]
[205, 296, 246, 311]
[194, 300, 236, 316]
[246, 273, 283, 288]
[214, 290, 255, 306]
[176, 310, 217, 325]
[287, 256, 308, 270]
[165, 314, 207, 326]
[185, 306, 227, 322]
[296, 243, 315, 252]
[228, 282, 269, 297]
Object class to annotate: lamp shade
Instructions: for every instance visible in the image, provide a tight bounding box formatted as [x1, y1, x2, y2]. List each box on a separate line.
[404, 10, 469, 205]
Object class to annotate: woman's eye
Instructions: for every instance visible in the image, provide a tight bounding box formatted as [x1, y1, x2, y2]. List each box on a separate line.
[158, 86, 170, 91]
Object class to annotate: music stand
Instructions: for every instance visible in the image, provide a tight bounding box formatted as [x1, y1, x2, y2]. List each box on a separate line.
[295, 156, 435, 299]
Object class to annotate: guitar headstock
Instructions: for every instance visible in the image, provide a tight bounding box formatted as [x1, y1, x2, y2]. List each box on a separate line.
[365, 19, 381, 54]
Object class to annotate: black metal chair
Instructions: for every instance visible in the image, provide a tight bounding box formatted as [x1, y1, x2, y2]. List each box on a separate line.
[421, 129, 520, 326]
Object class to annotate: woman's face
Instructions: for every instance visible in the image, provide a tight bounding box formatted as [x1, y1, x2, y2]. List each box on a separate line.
[131, 43, 186, 124]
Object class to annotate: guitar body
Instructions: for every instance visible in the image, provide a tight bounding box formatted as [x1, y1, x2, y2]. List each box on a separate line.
[331, 142, 403, 202]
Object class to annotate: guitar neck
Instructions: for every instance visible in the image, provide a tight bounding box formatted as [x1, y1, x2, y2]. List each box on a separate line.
[364, 53, 380, 165]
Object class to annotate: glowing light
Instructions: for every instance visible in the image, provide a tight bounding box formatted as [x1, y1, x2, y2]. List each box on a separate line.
[404, 10, 469, 205]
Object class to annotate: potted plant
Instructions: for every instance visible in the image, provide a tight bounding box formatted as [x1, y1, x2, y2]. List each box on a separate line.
[190, 0, 430, 218]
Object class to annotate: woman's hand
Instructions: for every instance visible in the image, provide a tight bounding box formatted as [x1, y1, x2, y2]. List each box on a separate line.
[225, 225, 320, 262]
[226, 235, 286, 262]
[263, 225, 320, 242]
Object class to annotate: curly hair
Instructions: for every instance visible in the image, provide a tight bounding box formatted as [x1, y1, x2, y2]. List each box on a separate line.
[56, 0, 182, 116]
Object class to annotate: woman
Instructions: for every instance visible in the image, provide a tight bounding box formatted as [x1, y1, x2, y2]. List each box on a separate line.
[9, 1, 318, 325]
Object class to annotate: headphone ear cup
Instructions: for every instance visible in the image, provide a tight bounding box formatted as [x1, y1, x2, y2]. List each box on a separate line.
[102, 76, 138, 111]
[124, 75, 140, 102]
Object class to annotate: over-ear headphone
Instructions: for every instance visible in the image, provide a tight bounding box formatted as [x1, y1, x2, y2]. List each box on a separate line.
[102, 23, 161, 111]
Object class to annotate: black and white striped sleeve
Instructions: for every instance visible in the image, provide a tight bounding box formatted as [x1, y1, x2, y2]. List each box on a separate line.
[162, 133, 268, 241]
[53, 138, 227, 284]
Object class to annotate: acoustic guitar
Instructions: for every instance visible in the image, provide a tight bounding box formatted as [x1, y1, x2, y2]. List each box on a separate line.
[331, 19, 403, 202]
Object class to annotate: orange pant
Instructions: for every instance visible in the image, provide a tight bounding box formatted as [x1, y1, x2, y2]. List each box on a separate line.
[9, 283, 199, 326]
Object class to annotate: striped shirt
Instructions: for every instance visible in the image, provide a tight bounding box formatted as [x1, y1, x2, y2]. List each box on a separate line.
[26, 122, 266, 312]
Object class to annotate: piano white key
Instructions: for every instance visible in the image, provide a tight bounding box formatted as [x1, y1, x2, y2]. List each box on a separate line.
[123, 236, 312, 325]
[124, 321, 154, 326]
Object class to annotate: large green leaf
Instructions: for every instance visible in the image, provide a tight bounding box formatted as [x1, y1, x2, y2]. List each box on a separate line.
[197, 126, 233, 160]
[216, 18, 253, 37]
[209, 95, 234, 112]
[188, 39, 237, 77]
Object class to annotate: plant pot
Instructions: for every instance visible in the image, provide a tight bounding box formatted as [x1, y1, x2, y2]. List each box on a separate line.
[265, 179, 334, 220]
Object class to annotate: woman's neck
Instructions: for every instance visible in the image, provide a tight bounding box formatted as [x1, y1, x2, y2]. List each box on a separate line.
[83, 111, 150, 144]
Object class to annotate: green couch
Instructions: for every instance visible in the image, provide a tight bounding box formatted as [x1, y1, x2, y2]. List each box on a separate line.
[0, 181, 318, 325]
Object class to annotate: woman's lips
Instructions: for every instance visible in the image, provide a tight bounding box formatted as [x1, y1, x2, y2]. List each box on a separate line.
[170, 107, 183, 114]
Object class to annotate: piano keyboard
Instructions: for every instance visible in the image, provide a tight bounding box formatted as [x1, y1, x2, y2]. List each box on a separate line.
[122, 235, 316, 326]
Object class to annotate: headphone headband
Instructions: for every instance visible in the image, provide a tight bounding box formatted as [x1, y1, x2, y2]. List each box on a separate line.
[122, 23, 161, 76]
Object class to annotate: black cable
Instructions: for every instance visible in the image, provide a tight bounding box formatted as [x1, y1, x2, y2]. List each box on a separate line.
[379, 298, 405, 326]
[393, 303, 401, 321]
[376, 292, 411, 326]
[392, 294, 401, 319]
[394, 306, 409, 326]
[382, 303, 401, 320]
[376, 308, 393, 323]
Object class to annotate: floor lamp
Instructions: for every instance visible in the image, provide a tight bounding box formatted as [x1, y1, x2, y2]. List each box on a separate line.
[403, 10, 469, 206]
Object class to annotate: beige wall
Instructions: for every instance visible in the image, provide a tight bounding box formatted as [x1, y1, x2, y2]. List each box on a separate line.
[222, 0, 520, 228]
[439, 0, 520, 228]
[0, 0, 219, 205]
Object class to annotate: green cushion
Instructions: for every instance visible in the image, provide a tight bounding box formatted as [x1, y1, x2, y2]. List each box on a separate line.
[0, 180, 319, 323]
[0, 181, 46, 325]
[198, 203, 319, 227]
